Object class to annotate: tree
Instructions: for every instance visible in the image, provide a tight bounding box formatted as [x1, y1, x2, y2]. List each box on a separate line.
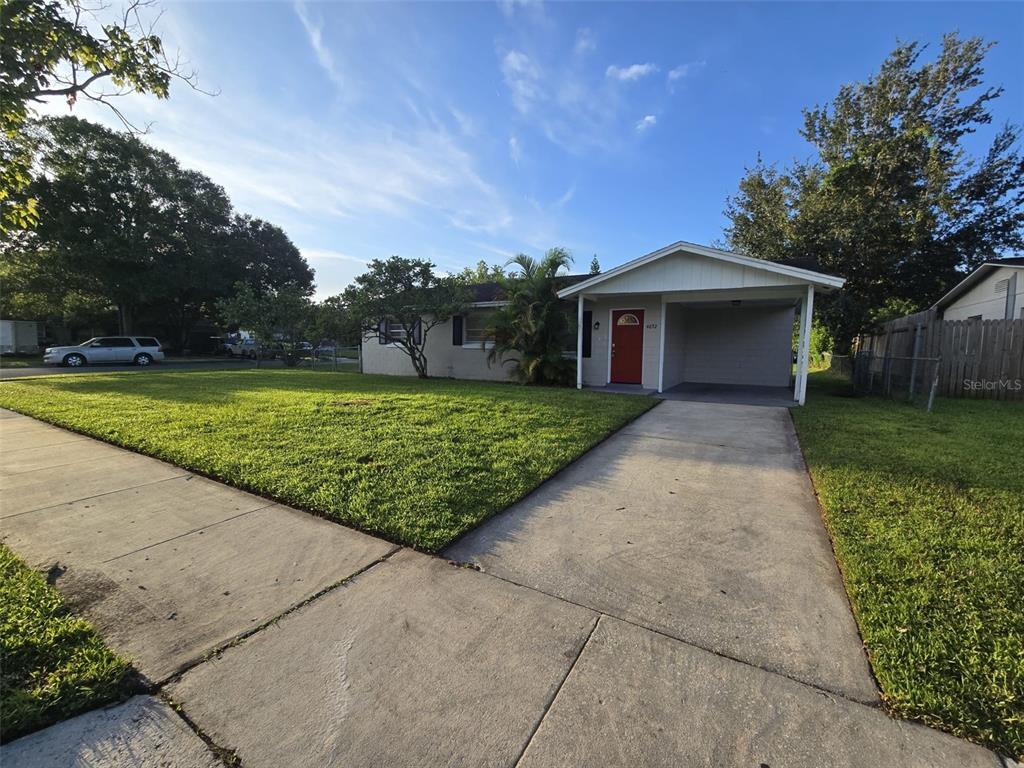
[308, 295, 360, 346]
[486, 248, 577, 386]
[226, 215, 315, 297]
[150, 168, 234, 348]
[454, 260, 506, 284]
[0, 0, 201, 232]
[343, 257, 470, 378]
[217, 282, 312, 367]
[589, 255, 600, 275]
[30, 116, 180, 334]
[724, 34, 1024, 351]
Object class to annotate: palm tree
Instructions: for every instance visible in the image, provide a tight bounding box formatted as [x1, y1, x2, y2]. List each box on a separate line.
[486, 248, 577, 385]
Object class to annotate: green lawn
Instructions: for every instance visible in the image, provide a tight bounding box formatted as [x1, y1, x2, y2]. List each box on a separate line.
[0, 355, 43, 369]
[0, 546, 131, 742]
[792, 372, 1023, 758]
[0, 370, 653, 552]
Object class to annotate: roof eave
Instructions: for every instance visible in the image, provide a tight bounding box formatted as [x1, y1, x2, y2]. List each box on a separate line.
[556, 241, 845, 298]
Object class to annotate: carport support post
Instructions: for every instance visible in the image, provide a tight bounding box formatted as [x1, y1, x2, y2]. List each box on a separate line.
[795, 285, 814, 405]
[658, 298, 666, 393]
[576, 294, 584, 390]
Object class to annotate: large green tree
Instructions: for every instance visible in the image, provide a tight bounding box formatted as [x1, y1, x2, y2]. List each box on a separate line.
[29, 116, 180, 334]
[11, 116, 311, 344]
[226, 214, 315, 297]
[343, 257, 469, 378]
[724, 34, 1024, 350]
[0, 0, 198, 232]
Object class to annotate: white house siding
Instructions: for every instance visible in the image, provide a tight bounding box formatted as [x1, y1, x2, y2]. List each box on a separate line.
[581, 251, 797, 296]
[674, 305, 795, 387]
[942, 267, 1024, 321]
[581, 296, 663, 390]
[661, 303, 687, 390]
[360, 316, 516, 382]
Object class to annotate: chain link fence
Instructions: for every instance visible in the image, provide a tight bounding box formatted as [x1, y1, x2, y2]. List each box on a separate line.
[830, 352, 941, 411]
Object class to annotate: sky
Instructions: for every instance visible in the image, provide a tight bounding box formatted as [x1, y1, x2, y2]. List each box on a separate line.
[39, 1, 1024, 299]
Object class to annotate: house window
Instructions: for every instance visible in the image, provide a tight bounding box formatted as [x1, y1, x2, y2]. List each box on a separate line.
[616, 313, 640, 326]
[463, 311, 493, 346]
[379, 318, 418, 344]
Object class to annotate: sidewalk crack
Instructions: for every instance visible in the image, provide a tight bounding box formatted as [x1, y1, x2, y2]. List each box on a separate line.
[512, 613, 602, 767]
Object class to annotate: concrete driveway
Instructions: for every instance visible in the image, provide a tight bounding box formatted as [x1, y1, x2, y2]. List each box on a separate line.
[447, 399, 876, 701]
[1, 405, 1004, 767]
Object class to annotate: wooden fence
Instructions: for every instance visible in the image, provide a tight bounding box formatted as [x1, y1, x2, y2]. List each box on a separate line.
[858, 311, 1024, 400]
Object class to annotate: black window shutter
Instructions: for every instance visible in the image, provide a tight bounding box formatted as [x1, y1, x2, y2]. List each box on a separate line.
[378, 318, 387, 344]
[582, 311, 592, 358]
[413, 319, 422, 345]
[452, 315, 463, 346]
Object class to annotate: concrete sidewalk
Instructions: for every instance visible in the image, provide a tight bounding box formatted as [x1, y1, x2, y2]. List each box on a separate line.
[0, 407, 1006, 767]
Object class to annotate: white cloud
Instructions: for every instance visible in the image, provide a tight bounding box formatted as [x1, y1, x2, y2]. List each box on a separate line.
[293, 1, 345, 90]
[667, 60, 707, 91]
[509, 135, 523, 165]
[574, 28, 596, 56]
[606, 63, 659, 82]
[555, 183, 576, 208]
[498, 0, 544, 20]
[302, 249, 368, 264]
[635, 115, 657, 132]
[501, 50, 544, 114]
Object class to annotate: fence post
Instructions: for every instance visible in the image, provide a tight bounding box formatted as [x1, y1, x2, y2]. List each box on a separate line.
[908, 324, 923, 399]
[927, 358, 940, 413]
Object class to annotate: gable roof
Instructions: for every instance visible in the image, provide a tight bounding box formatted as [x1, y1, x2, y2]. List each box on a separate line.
[932, 258, 1024, 310]
[556, 240, 845, 299]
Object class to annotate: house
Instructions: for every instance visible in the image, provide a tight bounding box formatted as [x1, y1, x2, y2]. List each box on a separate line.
[361, 241, 845, 405]
[931, 257, 1024, 322]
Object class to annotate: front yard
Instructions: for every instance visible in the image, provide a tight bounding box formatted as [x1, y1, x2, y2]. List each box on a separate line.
[0, 370, 653, 552]
[793, 372, 1023, 758]
[0, 546, 131, 742]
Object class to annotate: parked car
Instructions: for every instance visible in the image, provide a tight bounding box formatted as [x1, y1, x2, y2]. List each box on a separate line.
[226, 338, 276, 360]
[43, 336, 165, 367]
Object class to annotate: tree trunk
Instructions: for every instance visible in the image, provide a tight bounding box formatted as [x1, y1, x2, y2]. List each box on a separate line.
[117, 305, 133, 335]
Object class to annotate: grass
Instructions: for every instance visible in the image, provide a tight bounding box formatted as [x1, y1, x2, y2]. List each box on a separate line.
[0, 355, 43, 369]
[0, 546, 131, 742]
[0, 369, 653, 552]
[792, 371, 1023, 758]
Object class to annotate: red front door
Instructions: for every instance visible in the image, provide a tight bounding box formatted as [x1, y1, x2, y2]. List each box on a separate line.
[610, 309, 644, 384]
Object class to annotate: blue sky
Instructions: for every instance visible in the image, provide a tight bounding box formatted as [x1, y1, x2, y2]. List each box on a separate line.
[45, 1, 1024, 298]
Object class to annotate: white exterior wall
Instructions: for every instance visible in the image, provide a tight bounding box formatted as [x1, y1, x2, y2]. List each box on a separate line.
[581, 296, 663, 389]
[661, 303, 687, 390]
[360, 316, 516, 381]
[675, 305, 795, 387]
[943, 267, 1023, 321]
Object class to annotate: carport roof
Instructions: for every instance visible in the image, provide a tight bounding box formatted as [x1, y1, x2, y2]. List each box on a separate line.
[556, 240, 845, 298]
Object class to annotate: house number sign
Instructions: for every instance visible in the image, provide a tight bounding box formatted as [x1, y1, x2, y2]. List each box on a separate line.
[645, 323, 658, 329]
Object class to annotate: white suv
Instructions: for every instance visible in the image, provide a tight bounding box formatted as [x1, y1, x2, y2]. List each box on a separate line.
[43, 336, 165, 367]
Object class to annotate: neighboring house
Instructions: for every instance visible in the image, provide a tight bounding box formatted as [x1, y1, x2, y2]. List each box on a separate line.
[932, 257, 1024, 321]
[361, 240, 845, 405]
[0, 319, 43, 354]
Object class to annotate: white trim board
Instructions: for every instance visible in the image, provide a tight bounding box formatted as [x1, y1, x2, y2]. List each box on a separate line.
[557, 240, 845, 299]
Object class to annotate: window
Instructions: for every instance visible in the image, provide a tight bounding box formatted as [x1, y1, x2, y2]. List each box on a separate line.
[95, 337, 134, 347]
[616, 313, 640, 326]
[463, 311, 493, 346]
[378, 319, 420, 345]
[134, 337, 159, 348]
[383, 320, 407, 343]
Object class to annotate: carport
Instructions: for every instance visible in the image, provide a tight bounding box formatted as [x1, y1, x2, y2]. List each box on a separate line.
[558, 241, 845, 405]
